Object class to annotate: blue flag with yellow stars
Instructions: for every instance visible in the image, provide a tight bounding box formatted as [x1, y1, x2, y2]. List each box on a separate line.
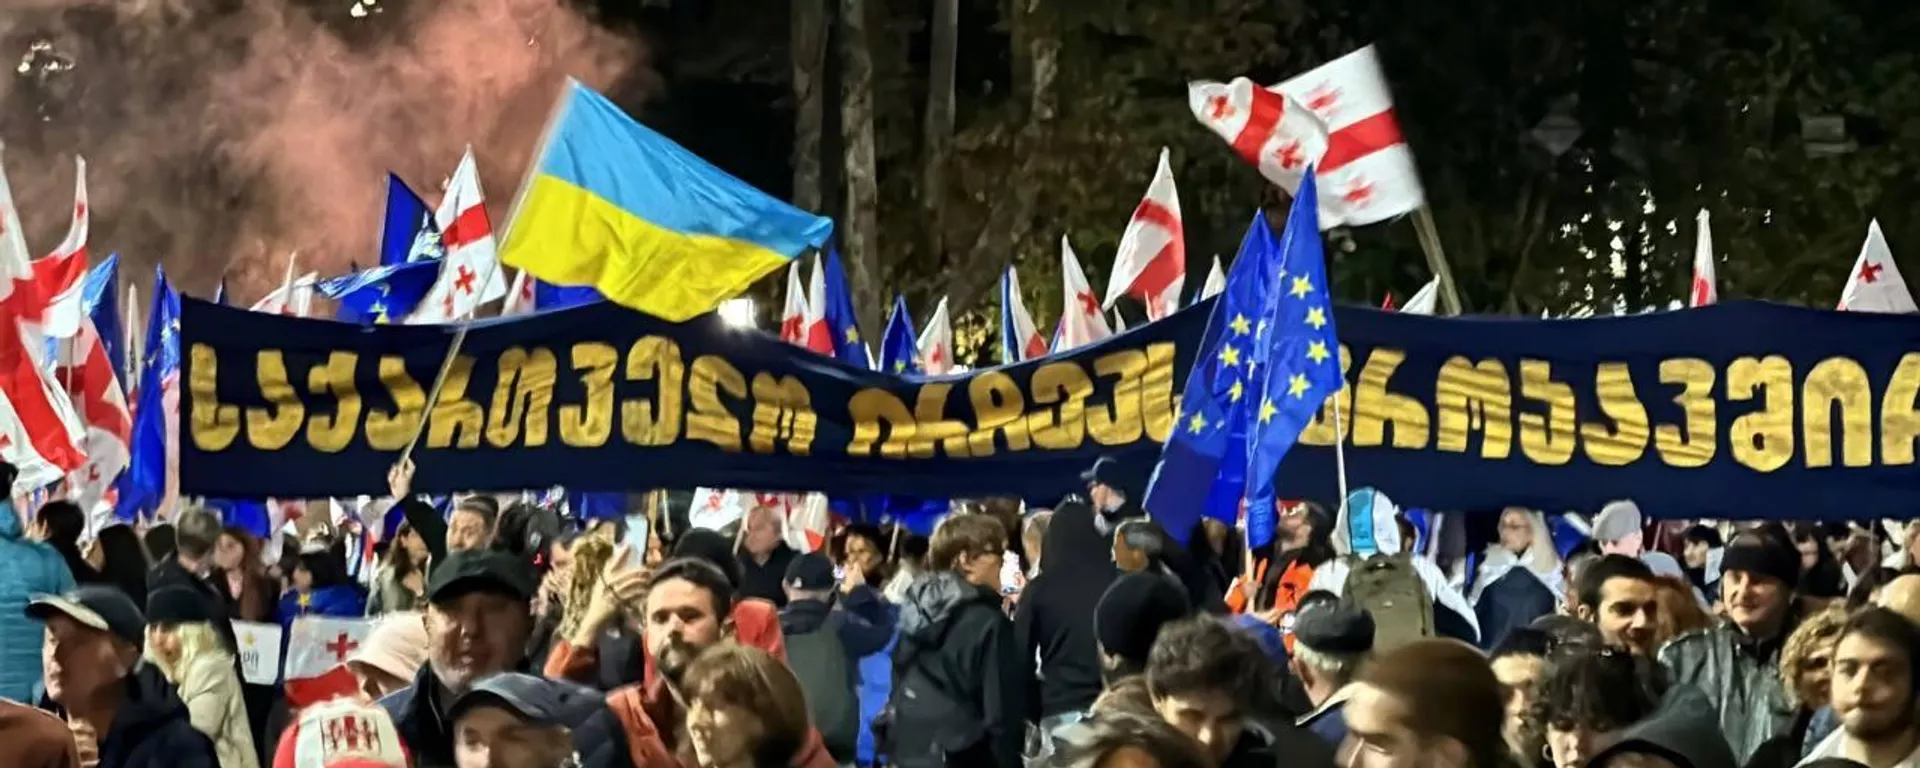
[879, 295, 920, 375]
[1244, 171, 1342, 550]
[1142, 209, 1289, 546]
[317, 260, 440, 324]
[822, 247, 871, 368]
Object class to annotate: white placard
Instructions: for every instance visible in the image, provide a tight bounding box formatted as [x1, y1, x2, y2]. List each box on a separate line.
[232, 620, 284, 686]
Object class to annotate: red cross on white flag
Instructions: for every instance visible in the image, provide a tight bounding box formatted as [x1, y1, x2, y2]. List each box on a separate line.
[916, 296, 954, 375]
[283, 615, 376, 707]
[779, 261, 809, 346]
[1057, 236, 1112, 352]
[412, 147, 509, 323]
[1838, 219, 1917, 313]
[500, 269, 536, 317]
[1102, 148, 1187, 320]
[1189, 45, 1426, 229]
[0, 151, 86, 492]
[37, 156, 90, 339]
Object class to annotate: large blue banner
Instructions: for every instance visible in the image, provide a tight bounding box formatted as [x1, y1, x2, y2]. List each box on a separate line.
[179, 297, 1197, 502]
[180, 298, 1920, 519]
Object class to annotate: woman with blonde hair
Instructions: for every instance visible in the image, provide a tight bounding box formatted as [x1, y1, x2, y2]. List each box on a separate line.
[1746, 607, 1847, 768]
[145, 586, 259, 768]
[682, 643, 836, 768]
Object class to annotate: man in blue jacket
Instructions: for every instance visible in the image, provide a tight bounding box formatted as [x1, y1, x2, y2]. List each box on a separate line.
[780, 552, 895, 764]
[0, 460, 75, 702]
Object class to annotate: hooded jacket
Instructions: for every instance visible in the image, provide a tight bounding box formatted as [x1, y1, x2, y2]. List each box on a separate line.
[44, 664, 220, 768]
[0, 500, 74, 702]
[1306, 489, 1480, 643]
[888, 570, 1025, 768]
[1013, 502, 1117, 721]
[380, 663, 635, 768]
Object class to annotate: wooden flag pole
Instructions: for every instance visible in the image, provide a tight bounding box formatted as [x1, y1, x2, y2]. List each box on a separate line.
[1410, 206, 1464, 316]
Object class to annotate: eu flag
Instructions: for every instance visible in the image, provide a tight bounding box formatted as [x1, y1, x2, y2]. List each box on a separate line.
[1141, 210, 1288, 546]
[822, 247, 870, 367]
[879, 295, 920, 374]
[318, 261, 439, 324]
[118, 264, 180, 521]
[1244, 171, 1342, 549]
[82, 254, 123, 389]
[379, 174, 444, 266]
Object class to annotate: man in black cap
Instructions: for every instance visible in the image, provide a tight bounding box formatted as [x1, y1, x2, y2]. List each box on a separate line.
[778, 552, 894, 763]
[450, 672, 599, 768]
[1659, 531, 1803, 763]
[1082, 456, 1145, 536]
[1289, 601, 1375, 746]
[379, 549, 634, 768]
[1094, 572, 1192, 681]
[29, 584, 218, 768]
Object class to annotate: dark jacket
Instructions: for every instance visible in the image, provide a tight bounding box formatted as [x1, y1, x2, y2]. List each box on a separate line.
[779, 584, 895, 658]
[738, 543, 799, 607]
[397, 498, 449, 562]
[1013, 502, 1116, 721]
[43, 664, 219, 768]
[1472, 566, 1558, 651]
[888, 571, 1025, 768]
[1658, 619, 1798, 763]
[380, 664, 635, 768]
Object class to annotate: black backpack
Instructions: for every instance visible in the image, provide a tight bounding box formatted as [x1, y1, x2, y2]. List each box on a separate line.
[884, 603, 993, 767]
[787, 621, 860, 762]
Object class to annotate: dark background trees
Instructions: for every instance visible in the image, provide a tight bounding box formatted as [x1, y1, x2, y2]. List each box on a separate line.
[4, 0, 1916, 364]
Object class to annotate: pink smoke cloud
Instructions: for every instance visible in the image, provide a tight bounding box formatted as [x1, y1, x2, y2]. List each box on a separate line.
[0, 0, 651, 302]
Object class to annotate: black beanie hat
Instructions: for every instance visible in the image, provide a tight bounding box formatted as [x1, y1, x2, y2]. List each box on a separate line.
[1721, 537, 1801, 591]
[146, 585, 217, 626]
[1095, 572, 1192, 665]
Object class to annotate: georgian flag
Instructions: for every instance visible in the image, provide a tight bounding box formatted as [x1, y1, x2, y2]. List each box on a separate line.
[1190, 45, 1425, 228]
[1837, 220, 1917, 313]
[283, 615, 377, 708]
[500, 269, 536, 316]
[801, 255, 835, 354]
[0, 152, 85, 491]
[36, 156, 90, 339]
[779, 261, 809, 345]
[916, 296, 954, 375]
[1102, 148, 1186, 320]
[1057, 236, 1112, 351]
[1691, 209, 1717, 307]
[412, 148, 510, 323]
[1000, 266, 1046, 363]
[55, 313, 129, 519]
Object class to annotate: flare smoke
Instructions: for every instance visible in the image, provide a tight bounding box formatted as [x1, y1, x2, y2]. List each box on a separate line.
[0, 0, 648, 301]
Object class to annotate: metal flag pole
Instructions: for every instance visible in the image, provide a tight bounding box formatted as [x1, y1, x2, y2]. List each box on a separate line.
[1328, 389, 1350, 503]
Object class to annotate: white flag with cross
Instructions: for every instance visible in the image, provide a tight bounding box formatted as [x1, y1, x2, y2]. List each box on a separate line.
[283, 615, 377, 681]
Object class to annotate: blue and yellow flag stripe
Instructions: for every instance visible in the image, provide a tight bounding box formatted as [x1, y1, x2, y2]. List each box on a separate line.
[503, 79, 834, 322]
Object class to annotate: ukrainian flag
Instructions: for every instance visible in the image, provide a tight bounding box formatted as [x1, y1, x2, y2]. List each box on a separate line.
[501, 79, 835, 321]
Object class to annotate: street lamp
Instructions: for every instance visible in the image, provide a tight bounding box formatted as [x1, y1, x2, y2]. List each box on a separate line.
[718, 298, 757, 329]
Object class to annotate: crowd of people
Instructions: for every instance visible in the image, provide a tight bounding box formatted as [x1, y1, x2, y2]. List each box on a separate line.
[0, 455, 1917, 768]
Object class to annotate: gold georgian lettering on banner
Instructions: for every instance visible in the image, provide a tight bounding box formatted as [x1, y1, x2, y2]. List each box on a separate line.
[186, 338, 1182, 461]
[1291, 346, 1920, 473]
